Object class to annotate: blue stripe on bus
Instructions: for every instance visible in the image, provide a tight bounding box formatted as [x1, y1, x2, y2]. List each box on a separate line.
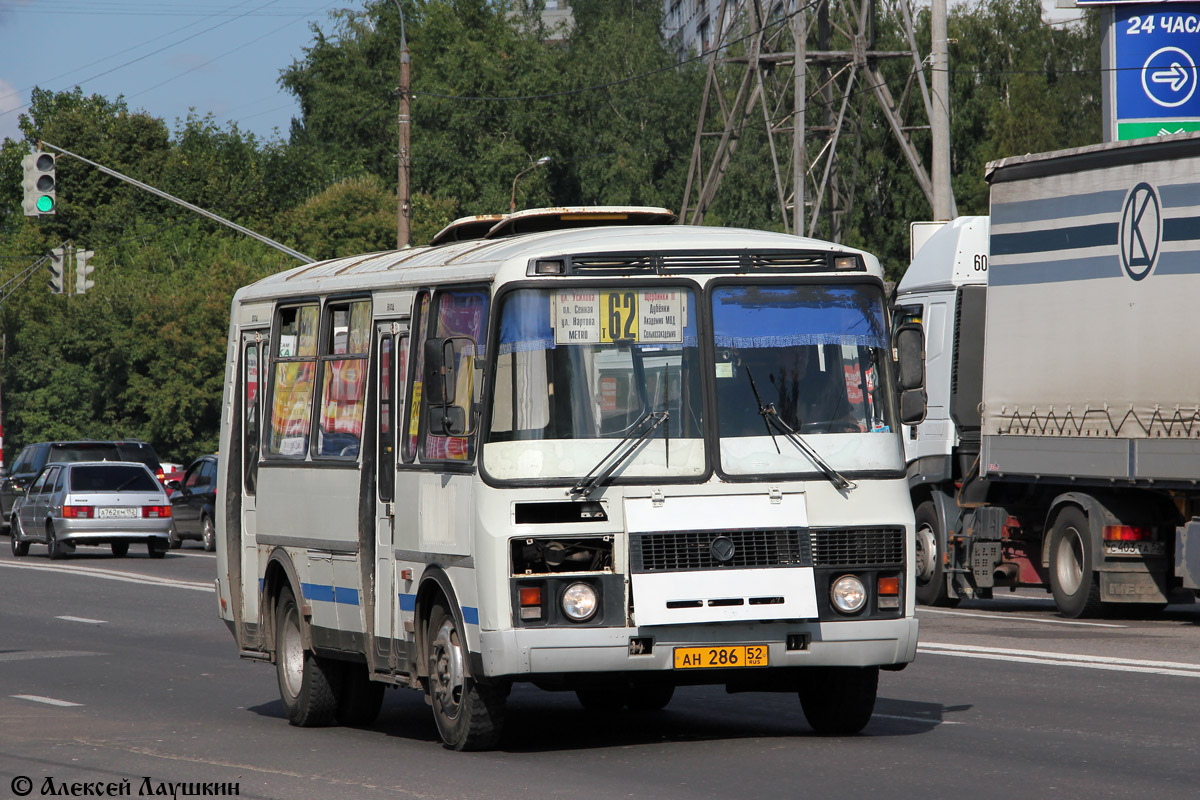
[396, 594, 477, 625]
[301, 583, 359, 606]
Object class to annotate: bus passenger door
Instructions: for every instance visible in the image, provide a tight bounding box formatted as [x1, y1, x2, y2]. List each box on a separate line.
[240, 330, 266, 646]
[375, 322, 407, 672]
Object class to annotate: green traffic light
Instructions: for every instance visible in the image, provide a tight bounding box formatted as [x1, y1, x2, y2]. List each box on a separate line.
[36, 195, 54, 213]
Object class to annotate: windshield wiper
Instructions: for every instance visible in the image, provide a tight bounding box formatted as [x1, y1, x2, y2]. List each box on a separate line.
[570, 410, 670, 498]
[744, 368, 855, 492]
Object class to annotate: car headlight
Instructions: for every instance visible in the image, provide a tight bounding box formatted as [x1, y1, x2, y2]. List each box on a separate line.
[561, 582, 598, 622]
[830, 575, 867, 614]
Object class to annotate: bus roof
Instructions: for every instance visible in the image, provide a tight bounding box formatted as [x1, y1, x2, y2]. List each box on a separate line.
[233, 221, 880, 306]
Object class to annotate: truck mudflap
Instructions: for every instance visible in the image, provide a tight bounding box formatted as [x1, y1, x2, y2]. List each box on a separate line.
[1099, 570, 1169, 604]
[1176, 519, 1200, 591]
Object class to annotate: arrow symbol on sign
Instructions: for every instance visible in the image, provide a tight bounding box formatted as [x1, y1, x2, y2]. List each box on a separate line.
[1152, 63, 1191, 93]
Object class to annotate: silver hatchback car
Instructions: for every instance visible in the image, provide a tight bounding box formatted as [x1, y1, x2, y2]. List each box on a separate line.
[9, 461, 173, 559]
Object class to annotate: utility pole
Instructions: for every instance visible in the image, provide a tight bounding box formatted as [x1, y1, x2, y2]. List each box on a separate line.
[931, 0, 956, 220]
[395, 0, 411, 249]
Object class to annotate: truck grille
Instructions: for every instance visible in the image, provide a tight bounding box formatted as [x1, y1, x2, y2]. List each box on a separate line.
[630, 528, 812, 573]
[809, 527, 905, 567]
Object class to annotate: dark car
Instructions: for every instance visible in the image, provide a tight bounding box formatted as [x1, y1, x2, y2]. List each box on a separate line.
[169, 454, 217, 550]
[1, 440, 163, 531]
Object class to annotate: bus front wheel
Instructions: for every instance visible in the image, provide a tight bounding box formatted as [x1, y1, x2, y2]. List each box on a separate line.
[798, 666, 878, 735]
[426, 601, 508, 750]
[275, 586, 338, 727]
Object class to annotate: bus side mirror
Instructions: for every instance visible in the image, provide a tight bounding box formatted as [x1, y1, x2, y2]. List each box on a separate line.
[423, 338, 457, 406]
[428, 405, 468, 436]
[895, 323, 927, 425]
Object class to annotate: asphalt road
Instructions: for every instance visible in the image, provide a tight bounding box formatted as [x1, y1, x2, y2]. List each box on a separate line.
[2, 542, 1199, 800]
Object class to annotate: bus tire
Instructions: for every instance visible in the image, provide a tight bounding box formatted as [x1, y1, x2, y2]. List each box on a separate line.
[798, 666, 878, 735]
[275, 586, 338, 727]
[627, 684, 674, 712]
[426, 601, 507, 750]
[1049, 506, 1103, 619]
[336, 664, 386, 727]
[575, 687, 628, 712]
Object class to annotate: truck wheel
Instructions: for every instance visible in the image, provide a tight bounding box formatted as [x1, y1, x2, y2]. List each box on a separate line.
[914, 501, 958, 607]
[336, 663, 386, 727]
[798, 666, 878, 735]
[275, 586, 339, 726]
[1049, 507, 1103, 619]
[426, 601, 507, 750]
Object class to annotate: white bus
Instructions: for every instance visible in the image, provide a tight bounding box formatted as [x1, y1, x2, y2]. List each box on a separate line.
[215, 207, 922, 750]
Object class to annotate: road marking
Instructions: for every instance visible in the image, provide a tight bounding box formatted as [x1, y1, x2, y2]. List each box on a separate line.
[0, 560, 212, 592]
[919, 642, 1200, 678]
[0, 650, 102, 663]
[873, 713, 963, 726]
[55, 615, 108, 624]
[12, 694, 83, 707]
[919, 607, 1126, 628]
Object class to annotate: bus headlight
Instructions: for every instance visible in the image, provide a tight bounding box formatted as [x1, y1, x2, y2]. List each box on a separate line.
[830, 575, 866, 614]
[561, 582, 598, 622]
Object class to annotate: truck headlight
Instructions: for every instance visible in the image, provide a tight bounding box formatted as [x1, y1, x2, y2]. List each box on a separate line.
[830, 575, 867, 614]
[562, 582, 598, 622]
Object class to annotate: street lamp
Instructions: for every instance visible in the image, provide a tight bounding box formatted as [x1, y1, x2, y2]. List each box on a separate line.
[510, 156, 551, 213]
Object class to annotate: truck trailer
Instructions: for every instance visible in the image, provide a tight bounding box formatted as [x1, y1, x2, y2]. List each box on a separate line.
[895, 134, 1200, 617]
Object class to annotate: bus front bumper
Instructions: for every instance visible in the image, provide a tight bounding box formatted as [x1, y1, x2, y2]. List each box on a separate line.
[477, 617, 918, 679]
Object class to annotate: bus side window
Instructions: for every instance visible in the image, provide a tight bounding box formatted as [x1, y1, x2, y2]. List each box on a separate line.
[316, 299, 372, 458]
[266, 304, 319, 458]
[244, 340, 260, 494]
[421, 288, 489, 463]
[402, 292, 429, 463]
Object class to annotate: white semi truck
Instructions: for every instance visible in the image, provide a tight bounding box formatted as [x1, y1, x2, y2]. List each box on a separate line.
[895, 134, 1200, 617]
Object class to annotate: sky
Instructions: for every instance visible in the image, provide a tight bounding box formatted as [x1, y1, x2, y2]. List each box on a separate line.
[0, 0, 348, 144]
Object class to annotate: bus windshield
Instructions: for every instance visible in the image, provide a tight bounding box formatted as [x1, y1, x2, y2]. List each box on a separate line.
[485, 286, 705, 482]
[712, 283, 902, 476]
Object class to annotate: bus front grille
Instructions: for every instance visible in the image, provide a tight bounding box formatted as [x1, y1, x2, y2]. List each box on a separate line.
[630, 528, 811, 573]
[808, 527, 905, 567]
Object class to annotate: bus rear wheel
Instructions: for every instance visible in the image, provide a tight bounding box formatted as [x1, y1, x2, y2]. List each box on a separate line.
[798, 666, 878, 735]
[275, 586, 338, 727]
[426, 601, 507, 750]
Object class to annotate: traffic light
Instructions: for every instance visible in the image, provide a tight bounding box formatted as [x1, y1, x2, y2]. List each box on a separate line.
[47, 247, 65, 294]
[22, 152, 56, 216]
[75, 248, 95, 294]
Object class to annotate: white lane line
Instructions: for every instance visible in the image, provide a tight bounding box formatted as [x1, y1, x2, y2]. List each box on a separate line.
[919, 642, 1200, 678]
[873, 713, 963, 726]
[0, 651, 102, 663]
[0, 560, 211, 592]
[919, 607, 1126, 628]
[55, 616, 107, 624]
[12, 694, 83, 707]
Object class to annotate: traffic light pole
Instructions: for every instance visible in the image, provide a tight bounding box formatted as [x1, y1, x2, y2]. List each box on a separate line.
[37, 141, 315, 264]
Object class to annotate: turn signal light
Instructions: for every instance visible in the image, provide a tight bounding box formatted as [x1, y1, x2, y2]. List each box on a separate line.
[62, 505, 93, 519]
[1103, 525, 1151, 541]
[142, 505, 172, 518]
[877, 577, 900, 595]
[519, 585, 543, 620]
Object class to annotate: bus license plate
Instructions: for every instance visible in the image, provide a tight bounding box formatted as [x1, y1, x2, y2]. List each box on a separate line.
[673, 645, 768, 669]
[97, 507, 138, 519]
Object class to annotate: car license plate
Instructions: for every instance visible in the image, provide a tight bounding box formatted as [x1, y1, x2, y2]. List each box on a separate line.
[96, 507, 138, 519]
[1104, 541, 1165, 556]
[673, 645, 768, 669]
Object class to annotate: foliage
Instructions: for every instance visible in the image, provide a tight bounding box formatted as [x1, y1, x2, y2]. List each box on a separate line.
[0, 0, 1105, 459]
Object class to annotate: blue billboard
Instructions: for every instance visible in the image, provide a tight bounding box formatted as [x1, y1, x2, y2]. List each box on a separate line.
[1114, 2, 1200, 122]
